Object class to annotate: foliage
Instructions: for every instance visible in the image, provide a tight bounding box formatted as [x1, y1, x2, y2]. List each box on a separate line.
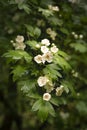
[0, 0, 87, 130]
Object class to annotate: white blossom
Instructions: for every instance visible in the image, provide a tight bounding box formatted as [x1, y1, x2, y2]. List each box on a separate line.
[34, 55, 42, 64]
[41, 46, 49, 53]
[51, 45, 59, 53]
[56, 85, 64, 96]
[44, 82, 54, 93]
[50, 31, 57, 40]
[72, 32, 75, 35]
[46, 28, 57, 40]
[12, 42, 26, 50]
[15, 35, 24, 43]
[10, 40, 14, 43]
[41, 39, 50, 46]
[79, 34, 83, 39]
[42, 51, 53, 63]
[48, 5, 59, 12]
[46, 28, 52, 34]
[74, 34, 78, 39]
[43, 93, 51, 101]
[52, 6, 59, 11]
[37, 76, 48, 87]
[36, 44, 40, 48]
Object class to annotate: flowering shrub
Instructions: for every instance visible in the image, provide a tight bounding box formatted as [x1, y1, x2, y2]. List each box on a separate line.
[4, 35, 71, 121]
[0, 0, 87, 129]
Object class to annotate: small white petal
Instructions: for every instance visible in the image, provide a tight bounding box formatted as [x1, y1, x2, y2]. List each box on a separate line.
[41, 46, 49, 53]
[74, 34, 78, 39]
[14, 43, 26, 50]
[37, 76, 48, 87]
[51, 46, 58, 53]
[72, 32, 75, 35]
[36, 44, 40, 48]
[42, 51, 53, 63]
[15, 35, 24, 43]
[52, 6, 59, 11]
[34, 55, 42, 64]
[79, 34, 83, 39]
[56, 86, 64, 96]
[41, 39, 50, 46]
[43, 93, 51, 101]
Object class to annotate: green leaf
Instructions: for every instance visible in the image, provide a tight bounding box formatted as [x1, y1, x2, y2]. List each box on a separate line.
[58, 50, 69, 58]
[38, 101, 55, 122]
[27, 91, 40, 99]
[60, 28, 69, 35]
[61, 80, 76, 96]
[48, 17, 63, 26]
[43, 64, 62, 80]
[12, 65, 27, 81]
[70, 43, 87, 53]
[38, 105, 49, 122]
[32, 99, 55, 121]
[54, 54, 71, 70]
[25, 25, 34, 37]
[18, 79, 36, 93]
[26, 40, 38, 50]
[18, 3, 31, 14]
[46, 102, 56, 117]
[25, 25, 41, 38]
[38, 8, 53, 17]
[76, 101, 87, 114]
[32, 99, 42, 111]
[50, 98, 59, 106]
[3, 50, 32, 63]
[34, 27, 41, 38]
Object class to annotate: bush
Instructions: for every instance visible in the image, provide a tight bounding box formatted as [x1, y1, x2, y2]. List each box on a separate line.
[0, 0, 87, 130]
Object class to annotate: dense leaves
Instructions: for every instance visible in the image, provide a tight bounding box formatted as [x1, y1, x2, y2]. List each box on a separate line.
[0, 0, 87, 130]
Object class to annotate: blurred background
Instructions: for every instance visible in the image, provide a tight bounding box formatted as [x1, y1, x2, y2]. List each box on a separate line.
[0, 0, 87, 130]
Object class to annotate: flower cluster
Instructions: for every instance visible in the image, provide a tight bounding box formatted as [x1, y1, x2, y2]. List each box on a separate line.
[46, 28, 57, 40]
[34, 38, 64, 101]
[11, 35, 26, 50]
[43, 93, 51, 101]
[34, 39, 58, 64]
[56, 85, 64, 96]
[72, 32, 83, 39]
[48, 5, 60, 12]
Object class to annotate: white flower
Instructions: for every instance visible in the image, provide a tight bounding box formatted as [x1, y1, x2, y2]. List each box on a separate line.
[51, 45, 59, 53]
[44, 82, 54, 93]
[36, 44, 40, 48]
[52, 6, 59, 11]
[46, 28, 52, 34]
[79, 34, 83, 39]
[43, 51, 53, 63]
[50, 31, 57, 40]
[15, 35, 24, 43]
[37, 76, 48, 87]
[56, 85, 64, 96]
[15, 43, 26, 50]
[72, 32, 75, 35]
[10, 40, 14, 43]
[41, 46, 49, 53]
[48, 5, 59, 12]
[12, 42, 26, 50]
[34, 55, 42, 64]
[74, 34, 78, 39]
[41, 39, 50, 46]
[43, 93, 51, 101]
